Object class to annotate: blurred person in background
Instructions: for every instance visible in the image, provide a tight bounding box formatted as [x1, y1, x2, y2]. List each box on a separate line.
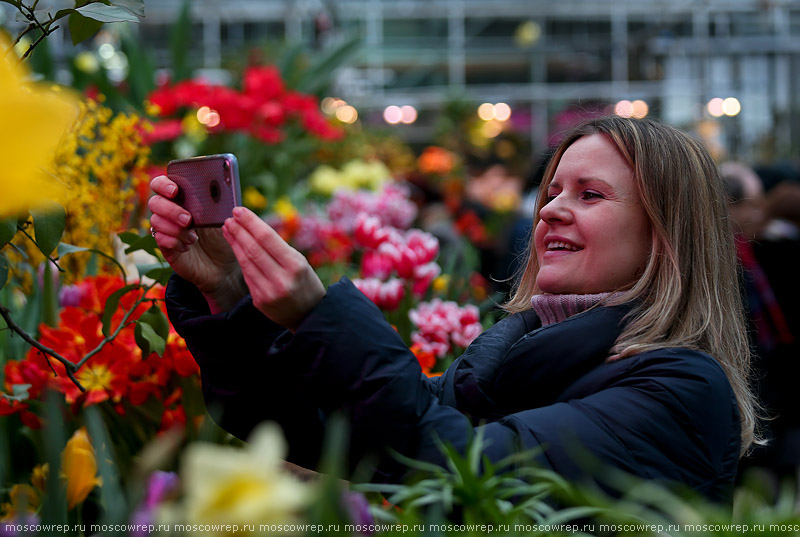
[721, 162, 799, 497]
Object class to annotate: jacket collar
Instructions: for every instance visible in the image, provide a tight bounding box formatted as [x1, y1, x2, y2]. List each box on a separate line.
[452, 304, 631, 420]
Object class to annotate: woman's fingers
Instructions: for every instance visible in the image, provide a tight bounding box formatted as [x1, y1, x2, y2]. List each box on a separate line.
[230, 207, 301, 270]
[221, 214, 281, 283]
[149, 214, 197, 243]
[222, 207, 324, 329]
[149, 176, 192, 229]
[150, 175, 179, 198]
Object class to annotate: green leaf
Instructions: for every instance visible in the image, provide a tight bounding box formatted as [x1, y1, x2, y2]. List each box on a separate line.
[68, 12, 104, 45]
[57, 242, 128, 281]
[75, 3, 140, 22]
[4, 383, 31, 402]
[295, 35, 361, 95]
[0, 219, 14, 248]
[123, 234, 159, 257]
[169, 0, 193, 82]
[0, 254, 8, 292]
[120, 30, 156, 106]
[143, 266, 173, 285]
[110, 0, 145, 18]
[138, 304, 170, 340]
[30, 203, 66, 257]
[117, 230, 142, 246]
[135, 320, 166, 357]
[85, 405, 128, 525]
[101, 283, 139, 337]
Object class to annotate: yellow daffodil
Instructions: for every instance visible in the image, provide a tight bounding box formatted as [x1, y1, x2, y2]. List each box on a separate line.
[0, 32, 79, 217]
[61, 428, 103, 510]
[0, 484, 40, 521]
[178, 423, 313, 534]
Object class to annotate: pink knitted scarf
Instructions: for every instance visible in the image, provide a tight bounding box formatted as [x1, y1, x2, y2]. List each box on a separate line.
[530, 293, 615, 326]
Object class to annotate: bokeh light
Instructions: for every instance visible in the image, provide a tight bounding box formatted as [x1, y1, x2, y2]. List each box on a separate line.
[383, 105, 402, 124]
[614, 100, 633, 118]
[494, 103, 512, 121]
[631, 100, 649, 118]
[335, 105, 358, 124]
[400, 105, 418, 124]
[722, 97, 741, 116]
[478, 103, 495, 121]
[707, 98, 725, 117]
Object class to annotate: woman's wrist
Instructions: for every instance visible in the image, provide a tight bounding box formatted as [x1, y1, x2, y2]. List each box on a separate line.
[201, 273, 248, 314]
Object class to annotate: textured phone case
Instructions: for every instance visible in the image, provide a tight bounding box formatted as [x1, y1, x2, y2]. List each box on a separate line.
[167, 155, 241, 227]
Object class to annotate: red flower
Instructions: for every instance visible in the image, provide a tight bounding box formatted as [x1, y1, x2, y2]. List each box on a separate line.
[139, 119, 183, 145]
[244, 66, 285, 101]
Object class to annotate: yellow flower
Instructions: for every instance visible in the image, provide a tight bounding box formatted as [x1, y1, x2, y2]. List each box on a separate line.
[178, 423, 313, 534]
[0, 32, 79, 217]
[432, 275, 450, 293]
[31, 464, 49, 492]
[0, 484, 40, 521]
[243, 186, 267, 211]
[273, 197, 297, 220]
[340, 159, 390, 191]
[61, 428, 103, 510]
[308, 165, 341, 196]
[7, 97, 151, 285]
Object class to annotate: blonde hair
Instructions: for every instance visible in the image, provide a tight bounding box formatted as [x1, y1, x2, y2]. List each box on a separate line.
[505, 116, 760, 455]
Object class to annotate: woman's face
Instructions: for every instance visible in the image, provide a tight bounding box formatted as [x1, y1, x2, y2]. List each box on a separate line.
[534, 133, 652, 294]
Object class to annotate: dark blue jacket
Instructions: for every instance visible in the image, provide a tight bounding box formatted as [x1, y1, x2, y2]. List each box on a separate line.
[166, 275, 741, 503]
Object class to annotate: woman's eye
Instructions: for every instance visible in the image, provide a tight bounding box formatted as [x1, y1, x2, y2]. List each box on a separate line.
[581, 191, 603, 200]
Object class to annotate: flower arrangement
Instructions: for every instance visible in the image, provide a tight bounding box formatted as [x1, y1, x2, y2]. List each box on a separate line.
[269, 182, 491, 375]
[5, 97, 150, 288]
[142, 65, 344, 203]
[145, 66, 342, 146]
[2, 275, 200, 434]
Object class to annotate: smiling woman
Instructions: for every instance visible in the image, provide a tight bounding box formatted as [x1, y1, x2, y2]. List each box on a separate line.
[533, 133, 652, 294]
[154, 116, 758, 505]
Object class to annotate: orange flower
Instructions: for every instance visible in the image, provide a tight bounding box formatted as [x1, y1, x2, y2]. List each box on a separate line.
[61, 428, 102, 510]
[418, 146, 456, 176]
[410, 343, 436, 375]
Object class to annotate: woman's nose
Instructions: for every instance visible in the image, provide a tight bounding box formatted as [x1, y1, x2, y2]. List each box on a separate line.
[539, 194, 573, 224]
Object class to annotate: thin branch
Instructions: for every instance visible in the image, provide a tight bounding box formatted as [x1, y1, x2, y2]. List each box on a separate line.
[0, 304, 85, 391]
[20, 25, 57, 61]
[75, 283, 157, 369]
[15, 224, 66, 273]
[11, 23, 36, 48]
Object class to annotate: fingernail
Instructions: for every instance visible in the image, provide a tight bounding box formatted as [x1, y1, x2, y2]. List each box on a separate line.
[168, 184, 177, 196]
[178, 213, 190, 225]
[188, 230, 198, 242]
[233, 207, 245, 218]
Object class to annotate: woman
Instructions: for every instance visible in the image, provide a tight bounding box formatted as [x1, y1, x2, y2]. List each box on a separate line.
[149, 117, 758, 503]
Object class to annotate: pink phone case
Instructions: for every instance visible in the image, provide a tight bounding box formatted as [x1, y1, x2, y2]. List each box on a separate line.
[167, 154, 241, 228]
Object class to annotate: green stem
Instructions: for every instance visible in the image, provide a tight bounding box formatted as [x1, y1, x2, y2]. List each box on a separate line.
[42, 259, 58, 327]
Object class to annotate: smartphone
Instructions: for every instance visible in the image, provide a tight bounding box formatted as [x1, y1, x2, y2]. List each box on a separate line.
[167, 153, 242, 228]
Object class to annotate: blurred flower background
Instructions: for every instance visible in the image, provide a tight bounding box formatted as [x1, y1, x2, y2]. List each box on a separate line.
[1, 0, 800, 535]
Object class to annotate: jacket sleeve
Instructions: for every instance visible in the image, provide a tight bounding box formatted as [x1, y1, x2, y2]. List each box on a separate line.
[166, 274, 536, 477]
[165, 274, 325, 467]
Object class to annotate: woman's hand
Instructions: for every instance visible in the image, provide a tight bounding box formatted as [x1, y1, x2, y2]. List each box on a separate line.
[222, 207, 325, 331]
[148, 175, 246, 313]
